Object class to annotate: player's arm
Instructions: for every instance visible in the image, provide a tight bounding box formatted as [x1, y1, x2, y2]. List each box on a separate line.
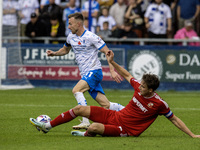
[100, 46, 123, 83]
[169, 115, 200, 138]
[46, 43, 72, 56]
[107, 50, 133, 83]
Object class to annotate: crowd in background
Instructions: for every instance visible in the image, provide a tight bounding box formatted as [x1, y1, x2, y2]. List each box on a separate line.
[2, 0, 200, 46]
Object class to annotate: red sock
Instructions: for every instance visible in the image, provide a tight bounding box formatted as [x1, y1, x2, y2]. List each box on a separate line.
[84, 130, 96, 137]
[50, 109, 77, 127]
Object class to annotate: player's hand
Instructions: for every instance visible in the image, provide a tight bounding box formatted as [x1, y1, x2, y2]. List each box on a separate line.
[192, 135, 200, 138]
[46, 50, 56, 56]
[106, 50, 114, 63]
[111, 71, 123, 83]
[145, 23, 150, 29]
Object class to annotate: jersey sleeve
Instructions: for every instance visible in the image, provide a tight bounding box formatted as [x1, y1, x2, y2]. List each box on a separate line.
[144, 5, 152, 18]
[166, 5, 172, 19]
[110, 16, 116, 27]
[130, 78, 140, 91]
[34, 0, 40, 9]
[93, 2, 100, 12]
[64, 33, 72, 47]
[81, 2, 87, 12]
[90, 33, 106, 50]
[157, 98, 174, 119]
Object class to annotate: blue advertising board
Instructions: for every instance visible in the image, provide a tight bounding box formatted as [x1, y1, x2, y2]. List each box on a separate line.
[20, 44, 200, 91]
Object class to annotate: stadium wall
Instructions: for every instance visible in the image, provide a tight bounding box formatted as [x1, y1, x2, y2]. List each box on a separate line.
[6, 43, 200, 91]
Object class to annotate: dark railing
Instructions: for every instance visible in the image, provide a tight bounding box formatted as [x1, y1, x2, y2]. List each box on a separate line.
[2, 36, 200, 46]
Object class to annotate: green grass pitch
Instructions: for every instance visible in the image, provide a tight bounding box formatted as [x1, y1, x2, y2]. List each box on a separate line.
[0, 88, 200, 150]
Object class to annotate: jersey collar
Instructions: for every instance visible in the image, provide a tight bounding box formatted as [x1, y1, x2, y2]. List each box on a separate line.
[80, 30, 87, 37]
[143, 92, 156, 99]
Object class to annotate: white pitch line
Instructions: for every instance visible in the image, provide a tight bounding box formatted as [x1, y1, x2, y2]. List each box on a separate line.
[0, 103, 73, 108]
[172, 108, 200, 111]
[0, 93, 199, 98]
[0, 103, 200, 111]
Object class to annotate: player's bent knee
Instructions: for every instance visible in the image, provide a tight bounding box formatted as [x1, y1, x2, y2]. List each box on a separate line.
[72, 105, 83, 115]
[72, 88, 77, 94]
[103, 102, 110, 109]
[88, 123, 103, 133]
[73, 105, 88, 116]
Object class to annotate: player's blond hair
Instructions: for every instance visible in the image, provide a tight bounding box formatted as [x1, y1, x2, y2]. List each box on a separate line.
[68, 12, 84, 22]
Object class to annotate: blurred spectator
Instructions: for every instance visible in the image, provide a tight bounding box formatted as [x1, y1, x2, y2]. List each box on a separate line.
[117, 22, 138, 44]
[18, 0, 40, 38]
[109, 0, 127, 30]
[81, 0, 100, 33]
[169, 0, 178, 38]
[40, 0, 61, 10]
[144, 0, 172, 45]
[84, 17, 96, 33]
[62, 0, 80, 9]
[3, 0, 19, 43]
[40, 0, 63, 24]
[96, 7, 117, 33]
[137, 0, 152, 15]
[97, 0, 115, 8]
[97, 21, 112, 39]
[47, 14, 65, 44]
[177, 0, 200, 30]
[63, 0, 80, 36]
[25, 12, 47, 43]
[174, 20, 200, 46]
[157, 0, 178, 42]
[125, 0, 144, 38]
[119, 22, 138, 38]
[197, 10, 200, 36]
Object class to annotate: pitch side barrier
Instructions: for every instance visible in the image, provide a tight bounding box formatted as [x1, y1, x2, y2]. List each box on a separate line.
[3, 43, 200, 91]
[3, 36, 200, 46]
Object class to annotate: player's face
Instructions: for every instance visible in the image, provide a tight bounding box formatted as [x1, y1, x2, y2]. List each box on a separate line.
[139, 80, 152, 97]
[68, 17, 79, 34]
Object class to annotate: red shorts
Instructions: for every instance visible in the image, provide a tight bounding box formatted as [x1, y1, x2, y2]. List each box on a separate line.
[89, 106, 128, 137]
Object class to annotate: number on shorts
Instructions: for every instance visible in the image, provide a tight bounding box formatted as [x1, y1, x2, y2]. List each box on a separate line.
[88, 72, 93, 77]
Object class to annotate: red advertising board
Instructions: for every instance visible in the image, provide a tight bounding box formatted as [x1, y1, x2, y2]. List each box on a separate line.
[8, 65, 113, 80]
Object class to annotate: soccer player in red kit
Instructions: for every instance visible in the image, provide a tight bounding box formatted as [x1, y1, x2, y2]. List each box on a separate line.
[30, 50, 200, 138]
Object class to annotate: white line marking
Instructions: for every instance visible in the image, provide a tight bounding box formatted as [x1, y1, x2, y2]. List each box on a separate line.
[0, 104, 200, 111]
[0, 103, 72, 108]
[172, 108, 200, 111]
[0, 93, 199, 98]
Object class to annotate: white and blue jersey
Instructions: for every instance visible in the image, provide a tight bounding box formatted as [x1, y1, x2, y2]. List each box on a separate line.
[40, 0, 61, 5]
[144, 2, 171, 34]
[65, 30, 106, 77]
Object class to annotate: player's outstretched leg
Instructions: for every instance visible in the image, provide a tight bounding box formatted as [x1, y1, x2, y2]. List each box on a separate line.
[30, 106, 91, 133]
[95, 92, 125, 111]
[109, 102, 125, 111]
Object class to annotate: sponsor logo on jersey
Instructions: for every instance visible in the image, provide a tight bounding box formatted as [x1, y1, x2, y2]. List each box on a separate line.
[132, 97, 148, 113]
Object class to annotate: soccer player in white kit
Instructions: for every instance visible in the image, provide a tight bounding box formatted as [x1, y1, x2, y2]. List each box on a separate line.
[46, 12, 124, 129]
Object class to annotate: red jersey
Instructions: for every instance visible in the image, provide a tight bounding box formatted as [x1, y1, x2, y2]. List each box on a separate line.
[115, 78, 174, 136]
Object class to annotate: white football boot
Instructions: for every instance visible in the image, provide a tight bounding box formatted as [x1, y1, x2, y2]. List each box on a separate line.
[71, 130, 86, 136]
[72, 119, 90, 130]
[29, 118, 49, 133]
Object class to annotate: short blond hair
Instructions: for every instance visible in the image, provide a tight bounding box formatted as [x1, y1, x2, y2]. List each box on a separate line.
[68, 12, 84, 22]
